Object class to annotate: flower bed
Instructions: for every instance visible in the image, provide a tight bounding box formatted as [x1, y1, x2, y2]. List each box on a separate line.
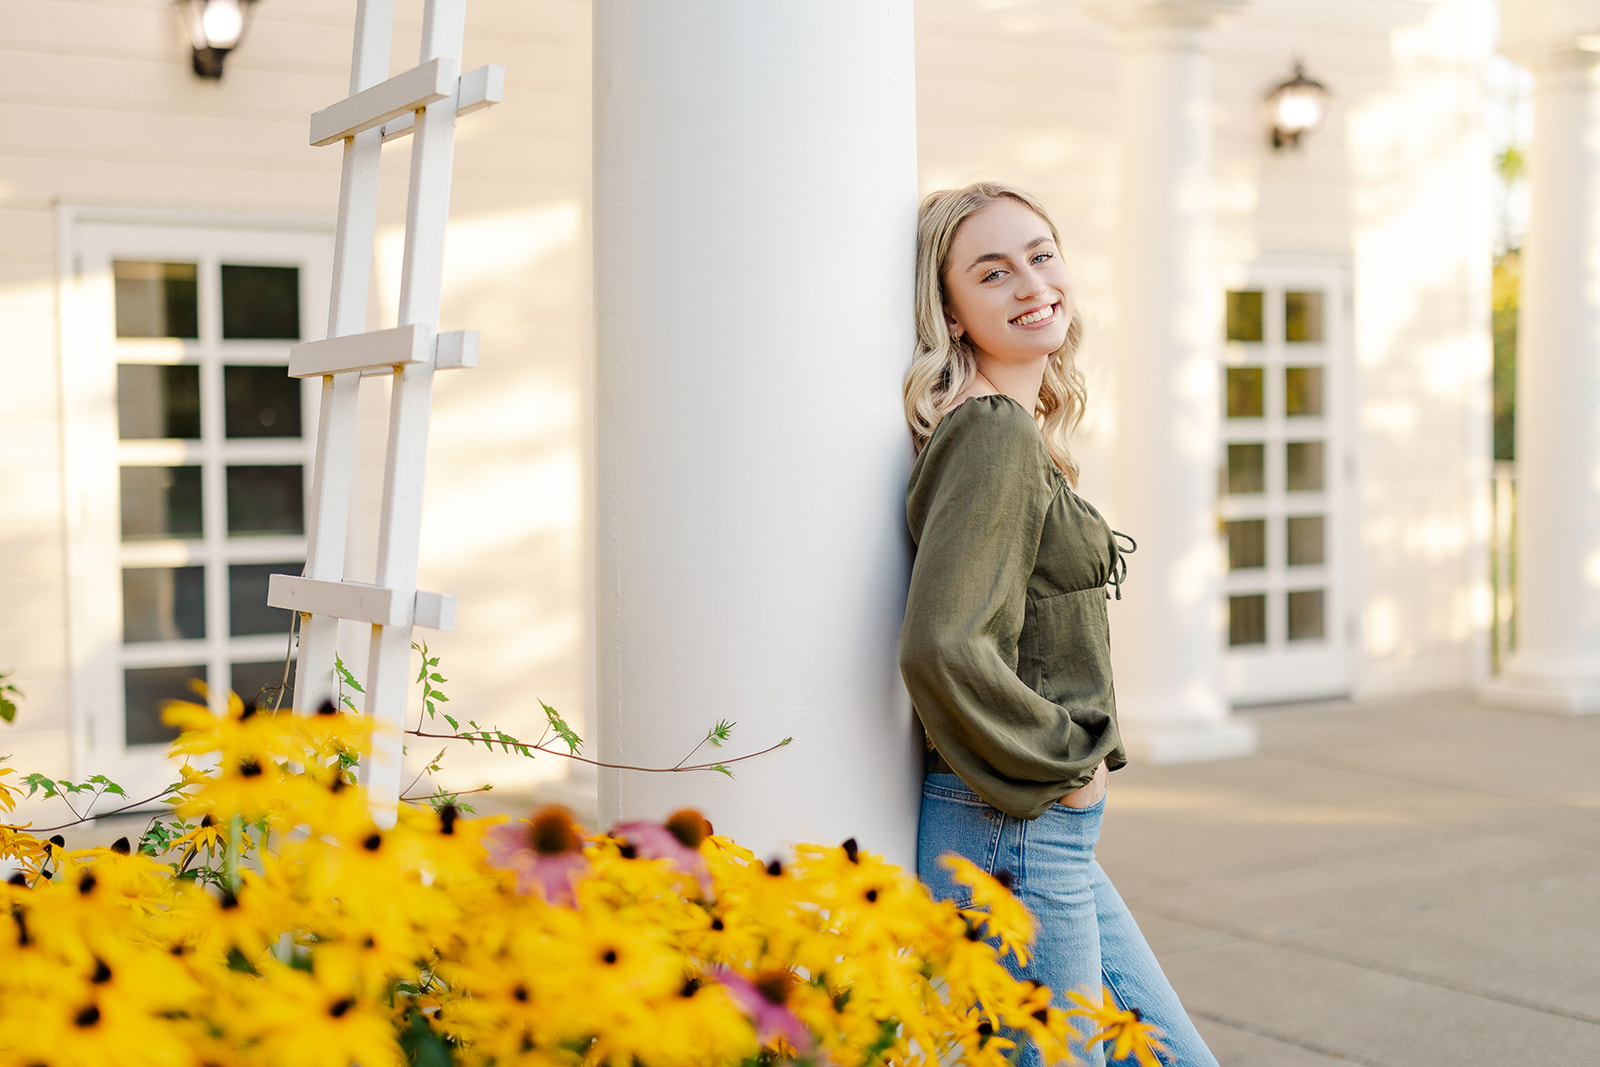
[0, 686, 1161, 1066]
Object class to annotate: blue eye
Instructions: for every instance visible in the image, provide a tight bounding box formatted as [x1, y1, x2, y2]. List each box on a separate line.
[981, 269, 1004, 283]
[1032, 251, 1054, 264]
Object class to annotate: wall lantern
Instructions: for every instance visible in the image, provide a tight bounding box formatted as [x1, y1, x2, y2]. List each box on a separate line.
[1264, 61, 1330, 150]
[176, 0, 258, 80]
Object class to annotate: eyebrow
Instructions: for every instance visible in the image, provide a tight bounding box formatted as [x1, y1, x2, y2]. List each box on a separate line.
[965, 236, 1054, 273]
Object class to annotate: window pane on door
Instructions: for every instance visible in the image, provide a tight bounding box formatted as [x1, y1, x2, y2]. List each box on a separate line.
[1285, 291, 1324, 342]
[1226, 291, 1264, 342]
[224, 365, 302, 438]
[1286, 441, 1325, 492]
[1288, 589, 1326, 640]
[1229, 594, 1267, 646]
[1285, 366, 1324, 417]
[229, 562, 300, 637]
[226, 465, 305, 535]
[230, 659, 290, 712]
[1226, 519, 1267, 570]
[117, 364, 201, 439]
[1227, 443, 1266, 494]
[221, 265, 301, 340]
[122, 566, 206, 642]
[1286, 515, 1325, 566]
[124, 664, 205, 746]
[113, 261, 199, 339]
[1226, 367, 1264, 418]
[120, 466, 203, 541]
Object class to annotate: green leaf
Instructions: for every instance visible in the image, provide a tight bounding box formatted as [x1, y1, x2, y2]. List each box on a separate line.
[442, 714, 458, 730]
[711, 764, 733, 777]
[335, 653, 365, 693]
[86, 774, 128, 798]
[541, 701, 584, 754]
[225, 946, 259, 975]
[399, 1008, 456, 1067]
[0, 671, 21, 723]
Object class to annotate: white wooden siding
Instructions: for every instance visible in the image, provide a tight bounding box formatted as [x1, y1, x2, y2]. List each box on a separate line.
[0, 0, 1493, 815]
[0, 0, 593, 813]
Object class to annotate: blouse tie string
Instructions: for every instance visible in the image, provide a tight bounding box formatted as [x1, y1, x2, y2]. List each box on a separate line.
[1106, 530, 1137, 600]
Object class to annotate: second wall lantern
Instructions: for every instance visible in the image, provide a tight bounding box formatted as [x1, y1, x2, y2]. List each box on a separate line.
[1265, 61, 1330, 150]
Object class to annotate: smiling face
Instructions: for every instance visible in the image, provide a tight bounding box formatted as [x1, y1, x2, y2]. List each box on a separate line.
[941, 197, 1075, 372]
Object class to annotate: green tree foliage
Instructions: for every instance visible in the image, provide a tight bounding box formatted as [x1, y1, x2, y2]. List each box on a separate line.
[1493, 249, 1518, 462]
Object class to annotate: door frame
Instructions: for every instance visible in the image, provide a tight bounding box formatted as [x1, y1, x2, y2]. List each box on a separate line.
[1218, 253, 1356, 706]
[57, 205, 332, 799]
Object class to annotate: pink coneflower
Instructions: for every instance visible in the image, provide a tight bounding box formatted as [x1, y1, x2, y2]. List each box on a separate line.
[713, 967, 814, 1053]
[482, 805, 590, 905]
[610, 809, 714, 896]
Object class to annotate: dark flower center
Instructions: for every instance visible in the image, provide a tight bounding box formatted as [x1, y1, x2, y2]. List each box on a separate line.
[664, 809, 711, 849]
[755, 970, 792, 1006]
[528, 807, 581, 855]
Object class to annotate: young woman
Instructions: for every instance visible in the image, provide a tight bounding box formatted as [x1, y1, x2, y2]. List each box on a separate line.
[899, 182, 1217, 1067]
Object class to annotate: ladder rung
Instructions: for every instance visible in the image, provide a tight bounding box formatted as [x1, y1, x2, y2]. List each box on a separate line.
[310, 57, 460, 147]
[436, 329, 479, 370]
[289, 324, 433, 378]
[268, 575, 458, 631]
[354, 330, 479, 376]
[381, 64, 505, 143]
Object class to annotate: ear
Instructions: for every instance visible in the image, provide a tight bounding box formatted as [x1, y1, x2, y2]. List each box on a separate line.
[945, 312, 962, 340]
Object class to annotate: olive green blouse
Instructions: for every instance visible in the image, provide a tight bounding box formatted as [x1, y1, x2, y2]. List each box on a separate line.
[899, 394, 1128, 819]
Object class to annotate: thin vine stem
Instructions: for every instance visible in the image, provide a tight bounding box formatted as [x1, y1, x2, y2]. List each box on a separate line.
[405, 728, 790, 773]
[31, 785, 181, 833]
[398, 785, 495, 805]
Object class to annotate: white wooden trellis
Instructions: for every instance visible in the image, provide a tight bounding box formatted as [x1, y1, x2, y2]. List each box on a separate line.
[266, 0, 502, 825]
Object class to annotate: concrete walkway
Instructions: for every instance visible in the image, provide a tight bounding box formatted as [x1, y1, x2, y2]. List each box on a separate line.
[1095, 691, 1600, 1066]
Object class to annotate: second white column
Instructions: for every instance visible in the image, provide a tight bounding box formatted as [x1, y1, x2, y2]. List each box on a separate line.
[1087, 0, 1258, 761]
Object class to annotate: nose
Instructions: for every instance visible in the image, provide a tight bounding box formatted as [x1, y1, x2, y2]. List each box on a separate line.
[1014, 263, 1049, 300]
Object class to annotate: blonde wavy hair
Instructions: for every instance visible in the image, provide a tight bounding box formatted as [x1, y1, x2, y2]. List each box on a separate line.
[903, 182, 1089, 485]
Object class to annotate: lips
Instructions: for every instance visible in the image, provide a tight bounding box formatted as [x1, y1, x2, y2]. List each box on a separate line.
[1011, 302, 1058, 327]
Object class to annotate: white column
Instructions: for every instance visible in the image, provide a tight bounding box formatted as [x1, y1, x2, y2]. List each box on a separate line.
[1485, 30, 1600, 713]
[592, 2, 920, 861]
[1085, 0, 1256, 761]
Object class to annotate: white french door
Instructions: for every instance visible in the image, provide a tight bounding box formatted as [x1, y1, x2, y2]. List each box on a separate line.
[1220, 262, 1351, 704]
[62, 216, 330, 800]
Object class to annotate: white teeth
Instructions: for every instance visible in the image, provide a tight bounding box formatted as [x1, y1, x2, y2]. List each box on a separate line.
[1012, 305, 1054, 326]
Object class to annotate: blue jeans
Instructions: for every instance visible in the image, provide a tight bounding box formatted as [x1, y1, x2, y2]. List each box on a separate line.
[919, 773, 1217, 1067]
